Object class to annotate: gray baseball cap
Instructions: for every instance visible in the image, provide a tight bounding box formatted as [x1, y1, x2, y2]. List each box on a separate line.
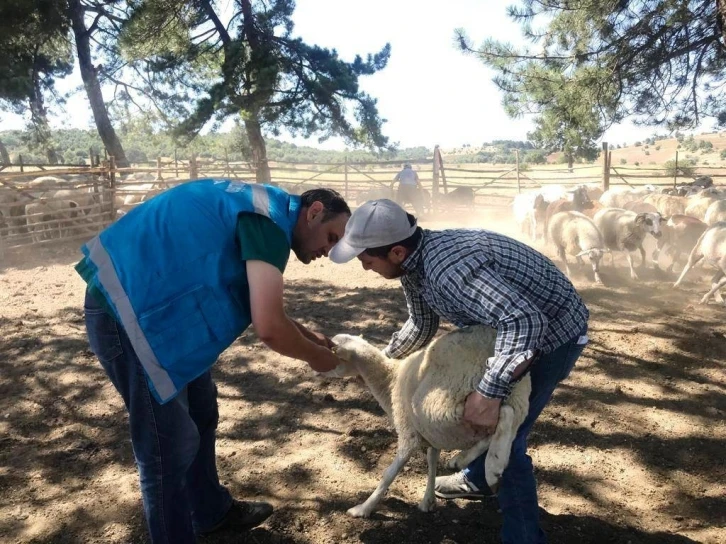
[329, 199, 417, 263]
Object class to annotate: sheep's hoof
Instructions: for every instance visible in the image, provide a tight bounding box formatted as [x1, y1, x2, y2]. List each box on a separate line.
[418, 496, 436, 512]
[347, 504, 372, 518]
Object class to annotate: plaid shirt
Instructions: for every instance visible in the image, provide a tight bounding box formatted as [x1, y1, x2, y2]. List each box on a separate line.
[383, 228, 589, 399]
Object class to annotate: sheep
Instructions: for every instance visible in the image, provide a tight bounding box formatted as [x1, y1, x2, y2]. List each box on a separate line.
[642, 193, 687, 217]
[579, 200, 605, 219]
[512, 192, 549, 241]
[543, 186, 594, 242]
[599, 186, 655, 208]
[547, 211, 606, 284]
[652, 215, 708, 272]
[594, 208, 663, 279]
[623, 200, 659, 214]
[320, 326, 531, 518]
[583, 184, 603, 202]
[441, 187, 475, 210]
[26, 176, 64, 195]
[24, 198, 86, 242]
[704, 200, 726, 226]
[673, 223, 726, 304]
[684, 193, 722, 221]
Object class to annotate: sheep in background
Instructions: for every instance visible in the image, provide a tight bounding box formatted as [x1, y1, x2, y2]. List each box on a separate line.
[599, 186, 656, 208]
[652, 215, 708, 272]
[594, 208, 663, 280]
[642, 193, 687, 217]
[704, 200, 726, 226]
[543, 186, 594, 243]
[319, 326, 531, 518]
[623, 200, 658, 215]
[547, 211, 607, 284]
[673, 223, 726, 304]
[512, 192, 549, 241]
[684, 192, 723, 221]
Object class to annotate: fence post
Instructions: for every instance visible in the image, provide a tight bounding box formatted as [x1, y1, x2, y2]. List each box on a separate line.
[19, 154, 23, 173]
[156, 157, 163, 180]
[673, 151, 679, 188]
[602, 142, 610, 191]
[109, 156, 117, 222]
[89, 147, 94, 166]
[515, 149, 521, 194]
[432, 145, 440, 211]
[344, 156, 349, 199]
[189, 153, 198, 180]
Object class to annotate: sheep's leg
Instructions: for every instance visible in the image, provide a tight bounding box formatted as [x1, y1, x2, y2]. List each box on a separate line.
[556, 246, 571, 276]
[625, 252, 639, 280]
[652, 240, 665, 270]
[484, 405, 517, 493]
[674, 251, 704, 288]
[701, 271, 726, 305]
[347, 442, 416, 518]
[418, 447, 440, 513]
[592, 259, 603, 285]
[446, 438, 492, 470]
[638, 244, 647, 269]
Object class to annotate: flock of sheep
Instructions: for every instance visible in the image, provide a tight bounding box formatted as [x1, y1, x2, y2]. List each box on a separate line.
[0, 172, 168, 247]
[512, 179, 726, 304]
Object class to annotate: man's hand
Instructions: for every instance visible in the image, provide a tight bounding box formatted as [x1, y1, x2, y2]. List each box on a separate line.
[310, 331, 335, 349]
[308, 346, 341, 373]
[463, 392, 502, 435]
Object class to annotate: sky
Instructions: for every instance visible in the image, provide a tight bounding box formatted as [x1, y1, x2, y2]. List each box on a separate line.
[0, 0, 710, 150]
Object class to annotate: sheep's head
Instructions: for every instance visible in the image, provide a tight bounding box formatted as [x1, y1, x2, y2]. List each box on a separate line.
[316, 334, 372, 379]
[576, 248, 607, 263]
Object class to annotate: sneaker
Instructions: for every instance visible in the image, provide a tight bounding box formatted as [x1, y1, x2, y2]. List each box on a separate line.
[434, 471, 492, 500]
[198, 500, 274, 536]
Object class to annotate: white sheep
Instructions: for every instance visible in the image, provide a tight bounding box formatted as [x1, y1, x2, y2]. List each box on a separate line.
[594, 208, 663, 280]
[599, 186, 656, 208]
[321, 326, 531, 518]
[684, 193, 722, 221]
[673, 223, 726, 304]
[547, 211, 607, 284]
[704, 200, 726, 226]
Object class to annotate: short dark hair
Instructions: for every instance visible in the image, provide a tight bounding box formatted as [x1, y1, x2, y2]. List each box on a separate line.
[300, 188, 351, 222]
[364, 212, 422, 258]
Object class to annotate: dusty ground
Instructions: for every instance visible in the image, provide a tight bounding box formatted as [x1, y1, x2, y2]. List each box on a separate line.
[1, 208, 724, 544]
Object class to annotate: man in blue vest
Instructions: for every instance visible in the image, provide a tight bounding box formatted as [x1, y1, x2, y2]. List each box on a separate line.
[76, 179, 348, 543]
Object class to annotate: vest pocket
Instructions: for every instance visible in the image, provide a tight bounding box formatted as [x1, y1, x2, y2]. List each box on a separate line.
[138, 285, 228, 364]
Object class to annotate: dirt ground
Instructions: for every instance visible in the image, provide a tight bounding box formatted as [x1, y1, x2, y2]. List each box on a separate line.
[1, 208, 724, 544]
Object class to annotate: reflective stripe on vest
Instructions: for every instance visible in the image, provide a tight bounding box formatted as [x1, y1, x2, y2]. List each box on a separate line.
[86, 235, 177, 401]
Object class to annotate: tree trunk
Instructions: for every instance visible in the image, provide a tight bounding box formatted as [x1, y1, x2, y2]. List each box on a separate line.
[718, 0, 726, 46]
[244, 115, 271, 183]
[0, 139, 10, 165]
[67, 0, 129, 167]
[28, 58, 58, 164]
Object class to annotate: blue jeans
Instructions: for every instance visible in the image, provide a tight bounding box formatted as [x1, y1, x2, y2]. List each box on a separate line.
[83, 290, 232, 543]
[464, 328, 587, 544]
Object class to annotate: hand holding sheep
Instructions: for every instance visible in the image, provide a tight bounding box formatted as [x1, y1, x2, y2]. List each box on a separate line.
[463, 393, 501, 436]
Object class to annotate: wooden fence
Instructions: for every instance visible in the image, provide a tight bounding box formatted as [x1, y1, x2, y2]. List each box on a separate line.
[2, 143, 725, 251]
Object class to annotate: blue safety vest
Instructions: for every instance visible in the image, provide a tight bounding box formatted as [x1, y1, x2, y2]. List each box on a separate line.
[79, 179, 301, 404]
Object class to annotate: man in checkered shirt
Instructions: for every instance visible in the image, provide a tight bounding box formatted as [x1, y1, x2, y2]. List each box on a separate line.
[330, 199, 589, 544]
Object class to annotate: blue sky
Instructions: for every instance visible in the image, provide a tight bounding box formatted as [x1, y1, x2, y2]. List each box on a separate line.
[0, 0, 705, 149]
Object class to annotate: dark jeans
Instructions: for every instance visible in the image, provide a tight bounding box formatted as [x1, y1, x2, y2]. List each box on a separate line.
[464, 328, 587, 544]
[396, 184, 424, 216]
[84, 291, 232, 543]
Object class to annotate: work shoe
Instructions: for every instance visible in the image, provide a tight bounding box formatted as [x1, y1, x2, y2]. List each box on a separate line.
[434, 471, 493, 500]
[198, 500, 274, 535]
